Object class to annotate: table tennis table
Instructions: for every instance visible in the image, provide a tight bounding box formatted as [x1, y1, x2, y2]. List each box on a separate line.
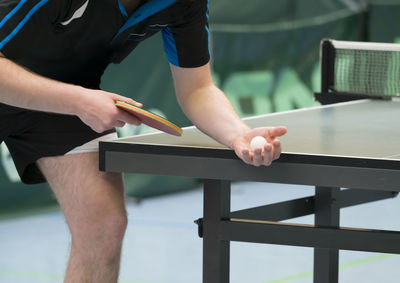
[99, 98, 400, 283]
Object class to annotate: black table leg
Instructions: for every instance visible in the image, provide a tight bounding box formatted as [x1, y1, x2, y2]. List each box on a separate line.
[202, 179, 231, 283]
[313, 186, 340, 283]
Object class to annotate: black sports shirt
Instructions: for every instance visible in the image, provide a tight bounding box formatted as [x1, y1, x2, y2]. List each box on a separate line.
[0, 0, 210, 88]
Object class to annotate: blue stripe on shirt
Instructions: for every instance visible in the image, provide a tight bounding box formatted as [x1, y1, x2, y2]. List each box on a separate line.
[112, 0, 177, 41]
[0, 0, 29, 30]
[117, 0, 128, 17]
[0, 0, 49, 50]
[205, 0, 210, 58]
[161, 26, 178, 66]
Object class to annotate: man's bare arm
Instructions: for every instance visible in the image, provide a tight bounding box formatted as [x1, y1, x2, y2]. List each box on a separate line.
[0, 54, 142, 132]
[171, 63, 286, 166]
[171, 63, 248, 147]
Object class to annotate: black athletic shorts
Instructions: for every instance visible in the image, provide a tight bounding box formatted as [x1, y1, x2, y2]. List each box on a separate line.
[0, 103, 115, 184]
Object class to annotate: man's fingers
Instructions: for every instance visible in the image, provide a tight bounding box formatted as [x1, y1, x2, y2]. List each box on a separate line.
[272, 140, 282, 160]
[268, 126, 287, 138]
[252, 148, 264, 166]
[262, 144, 273, 166]
[117, 109, 142, 126]
[250, 143, 274, 166]
[114, 120, 126, 128]
[114, 95, 142, 108]
[241, 149, 253, 165]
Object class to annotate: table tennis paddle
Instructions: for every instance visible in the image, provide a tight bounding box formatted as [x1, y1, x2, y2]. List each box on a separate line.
[115, 101, 183, 136]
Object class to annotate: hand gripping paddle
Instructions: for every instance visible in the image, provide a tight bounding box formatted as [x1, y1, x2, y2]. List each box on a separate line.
[115, 101, 183, 136]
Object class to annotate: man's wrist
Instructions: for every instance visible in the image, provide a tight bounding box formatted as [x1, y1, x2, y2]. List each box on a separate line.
[226, 124, 251, 149]
[64, 85, 88, 116]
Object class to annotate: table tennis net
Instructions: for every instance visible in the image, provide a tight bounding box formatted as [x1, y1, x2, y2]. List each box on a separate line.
[327, 40, 400, 97]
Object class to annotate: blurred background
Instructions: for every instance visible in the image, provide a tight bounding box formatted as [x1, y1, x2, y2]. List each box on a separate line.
[2, 1, 400, 283]
[1, 0, 400, 212]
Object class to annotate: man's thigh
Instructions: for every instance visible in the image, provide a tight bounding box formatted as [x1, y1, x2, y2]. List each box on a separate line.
[37, 152, 126, 232]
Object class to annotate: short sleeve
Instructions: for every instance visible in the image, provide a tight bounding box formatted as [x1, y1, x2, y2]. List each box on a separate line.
[161, 0, 210, 68]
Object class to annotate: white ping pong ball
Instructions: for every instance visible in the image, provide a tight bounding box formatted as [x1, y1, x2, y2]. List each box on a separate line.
[250, 136, 267, 151]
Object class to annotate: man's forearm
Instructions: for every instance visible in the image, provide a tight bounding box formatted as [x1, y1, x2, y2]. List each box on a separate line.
[178, 84, 250, 148]
[0, 56, 82, 115]
[0, 54, 144, 133]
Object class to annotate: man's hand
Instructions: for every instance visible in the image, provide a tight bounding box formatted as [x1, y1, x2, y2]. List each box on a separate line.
[75, 88, 143, 133]
[231, 126, 287, 167]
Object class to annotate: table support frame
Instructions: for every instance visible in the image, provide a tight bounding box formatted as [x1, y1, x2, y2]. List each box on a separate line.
[199, 181, 400, 283]
[203, 179, 231, 283]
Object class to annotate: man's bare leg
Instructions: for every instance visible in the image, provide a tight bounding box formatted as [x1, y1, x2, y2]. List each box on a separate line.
[37, 152, 127, 283]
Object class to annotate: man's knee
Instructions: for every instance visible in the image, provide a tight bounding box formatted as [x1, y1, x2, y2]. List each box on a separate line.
[104, 209, 128, 243]
[82, 208, 127, 239]
[71, 209, 128, 256]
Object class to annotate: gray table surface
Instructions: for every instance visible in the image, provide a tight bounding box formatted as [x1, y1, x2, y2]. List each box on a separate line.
[112, 99, 400, 161]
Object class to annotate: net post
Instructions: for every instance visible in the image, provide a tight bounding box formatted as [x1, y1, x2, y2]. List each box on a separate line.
[315, 39, 336, 105]
[320, 39, 335, 93]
